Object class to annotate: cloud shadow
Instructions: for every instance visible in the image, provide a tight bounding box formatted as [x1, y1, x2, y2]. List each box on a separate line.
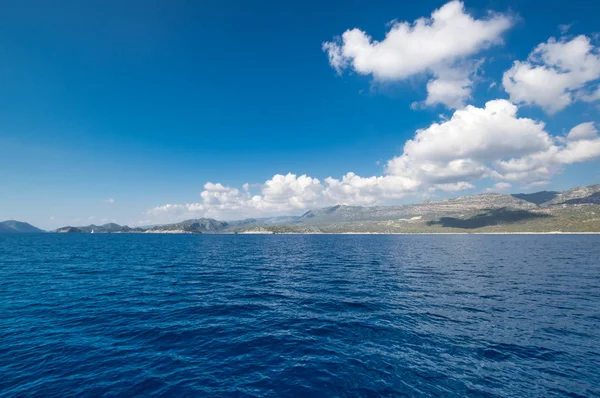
[426, 207, 552, 229]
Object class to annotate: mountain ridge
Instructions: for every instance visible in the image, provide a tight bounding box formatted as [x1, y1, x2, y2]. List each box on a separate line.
[32, 182, 600, 234]
[0, 220, 45, 233]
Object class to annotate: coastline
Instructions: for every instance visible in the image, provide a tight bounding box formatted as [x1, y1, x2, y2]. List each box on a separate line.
[79, 231, 600, 235]
[242, 231, 600, 235]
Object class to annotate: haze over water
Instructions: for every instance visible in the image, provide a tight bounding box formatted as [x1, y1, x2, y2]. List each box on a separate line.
[1, 234, 599, 397]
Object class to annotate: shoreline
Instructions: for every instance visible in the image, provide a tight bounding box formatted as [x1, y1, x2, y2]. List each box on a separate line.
[43, 231, 600, 235]
[240, 231, 600, 235]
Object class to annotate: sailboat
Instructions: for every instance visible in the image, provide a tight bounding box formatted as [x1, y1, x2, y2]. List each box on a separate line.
[91, 229, 95, 234]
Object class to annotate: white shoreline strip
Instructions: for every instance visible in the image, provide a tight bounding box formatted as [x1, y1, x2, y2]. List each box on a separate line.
[235, 232, 600, 235]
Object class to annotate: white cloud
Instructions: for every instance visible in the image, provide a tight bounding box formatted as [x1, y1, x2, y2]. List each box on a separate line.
[558, 24, 572, 35]
[494, 182, 512, 190]
[324, 173, 420, 205]
[104, 198, 115, 204]
[557, 136, 600, 164]
[485, 182, 512, 192]
[422, 59, 487, 109]
[323, 1, 512, 80]
[435, 182, 476, 192]
[503, 35, 600, 113]
[383, 103, 598, 187]
[579, 86, 600, 102]
[323, 1, 513, 109]
[386, 99, 553, 184]
[148, 173, 424, 221]
[494, 122, 600, 183]
[494, 147, 560, 184]
[424, 74, 473, 109]
[147, 104, 600, 221]
[149, 175, 329, 221]
[567, 122, 598, 141]
[524, 180, 551, 189]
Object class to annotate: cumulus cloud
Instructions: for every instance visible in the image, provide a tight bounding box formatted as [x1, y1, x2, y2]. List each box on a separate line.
[324, 173, 420, 205]
[503, 35, 600, 113]
[434, 182, 476, 192]
[148, 173, 422, 221]
[149, 175, 329, 221]
[485, 182, 512, 192]
[386, 100, 553, 184]
[147, 106, 600, 221]
[557, 128, 600, 163]
[580, 86, 600, 102]
[567, 122, 598, 141]
[494, 122, 600, 183]
[424, 74, 473, 109]
[323, 1, 512, 80]
[323, 0, 513, 109]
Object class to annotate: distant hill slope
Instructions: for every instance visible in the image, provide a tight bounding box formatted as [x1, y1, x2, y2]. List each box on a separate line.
[79, 223, 144, 233]
[295, 193, 537, 225]
[232, 183, 600, 234]
[53, 223, 143, 233]
[0, 220, 45, 233]
[512, 191, 559, 205]
[53, 217, 297, 234]
[541, 184, 600, 206]
[560, 191, 600, 205]
[146, 218, 228, 233]
[50, 183, 600, 234]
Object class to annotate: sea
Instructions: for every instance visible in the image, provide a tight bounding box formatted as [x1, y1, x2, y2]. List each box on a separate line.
[0, 234, 599, 397]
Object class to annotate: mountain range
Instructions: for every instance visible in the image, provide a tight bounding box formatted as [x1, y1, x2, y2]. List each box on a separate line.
[0, 220, 45, 233]
[2, 183, 599, 234]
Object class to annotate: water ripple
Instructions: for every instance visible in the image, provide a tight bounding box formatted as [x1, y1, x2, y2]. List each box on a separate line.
[1, 234, 599, 397]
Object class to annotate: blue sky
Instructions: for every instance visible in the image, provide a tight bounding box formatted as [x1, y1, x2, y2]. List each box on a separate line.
[1, 0, 599, 229]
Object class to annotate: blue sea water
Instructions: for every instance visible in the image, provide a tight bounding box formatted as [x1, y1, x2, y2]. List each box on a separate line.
[0, 234, 599, 397]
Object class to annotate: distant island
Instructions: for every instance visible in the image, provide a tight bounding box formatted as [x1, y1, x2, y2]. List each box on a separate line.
[0, 220, 45, 234]
[2, 183, 599, 234]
